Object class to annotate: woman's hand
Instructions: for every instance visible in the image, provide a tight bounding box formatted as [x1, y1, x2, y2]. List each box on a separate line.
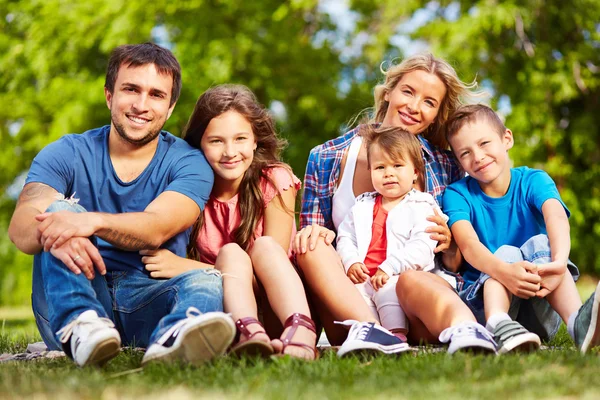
[426, 208, 452, 253]
[140, 248, 190, 279]
[293, 223, 336, 254]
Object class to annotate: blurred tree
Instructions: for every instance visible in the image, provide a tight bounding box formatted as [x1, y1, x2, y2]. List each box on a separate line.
[348, 0, 600, 274]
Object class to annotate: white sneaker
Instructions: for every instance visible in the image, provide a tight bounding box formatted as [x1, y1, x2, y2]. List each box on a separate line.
[335, 320, 410, 357]
[56, 310, 121, 367]
[439, 321, 497, 354]
[142, 307, 235, 366]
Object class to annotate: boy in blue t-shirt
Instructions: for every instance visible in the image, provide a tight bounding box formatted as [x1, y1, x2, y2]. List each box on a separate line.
[442, 104, 600, 354]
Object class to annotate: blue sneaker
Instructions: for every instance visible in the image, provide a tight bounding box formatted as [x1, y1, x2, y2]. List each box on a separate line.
[335, 320, 410, 357]
[439, 321, 497, 354]
[573, 282, 600, 353]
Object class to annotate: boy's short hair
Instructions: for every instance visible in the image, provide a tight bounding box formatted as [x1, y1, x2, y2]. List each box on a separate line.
[362, 125, 425, 184]
[105, 42, 181, 107]
[445, 104, 506, 145]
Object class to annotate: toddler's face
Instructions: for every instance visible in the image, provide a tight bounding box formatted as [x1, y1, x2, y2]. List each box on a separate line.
[369, 144, 417, 203]
[201, 110, 257, 187]
[449, 120, 513, 186]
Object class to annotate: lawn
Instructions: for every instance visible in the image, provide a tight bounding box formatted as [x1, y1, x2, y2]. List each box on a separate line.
[1, 277, 599, 400]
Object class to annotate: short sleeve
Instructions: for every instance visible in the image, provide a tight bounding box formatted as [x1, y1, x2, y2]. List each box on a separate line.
[443, 182, 472, 228]
[166, 150, 214, 211]
[261, 166, 301, 206]
[25, 136, 74, 195]
[526, 169, 570, 217]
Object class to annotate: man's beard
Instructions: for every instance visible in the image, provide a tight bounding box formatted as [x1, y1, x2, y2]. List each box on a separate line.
[112, 116, 163, 147]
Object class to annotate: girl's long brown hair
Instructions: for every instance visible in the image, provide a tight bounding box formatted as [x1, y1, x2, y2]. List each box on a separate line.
[183, 84, 290, 260]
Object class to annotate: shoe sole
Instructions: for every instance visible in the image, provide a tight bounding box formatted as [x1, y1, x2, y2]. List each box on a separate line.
[230, 339, 274, 358]
[337, 343, 410, 357]
[581, 283, 600, 353]
[82, 337, 121, 367]
[142, 317, 235, 366]
[498, 333, 541, 354]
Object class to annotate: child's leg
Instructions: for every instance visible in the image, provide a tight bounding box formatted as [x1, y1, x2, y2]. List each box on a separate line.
[214, 243, 270, 344]
[249, 236, 316, 359]
[355, 281, 379, 323]
[372, 276, 407, 341]
[295, 237, 380, 346]
[545, 271, 581, 323]
[483, 278, 511, 324]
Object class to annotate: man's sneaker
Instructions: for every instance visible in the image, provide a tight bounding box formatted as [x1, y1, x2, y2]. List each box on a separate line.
[142, 307, 235, 366]
[573, 282, 600, 353]
[439, 321, 497, 355]
[56, 310, 121, 367]
[491, 320, 540, 354]
[335, 320, 410, 357]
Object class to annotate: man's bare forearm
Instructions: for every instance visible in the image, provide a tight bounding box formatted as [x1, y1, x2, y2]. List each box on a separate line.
[101, 226, 158, 250]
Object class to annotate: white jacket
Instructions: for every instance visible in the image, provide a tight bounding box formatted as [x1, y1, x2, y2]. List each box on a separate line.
[336, 189, 448, 278]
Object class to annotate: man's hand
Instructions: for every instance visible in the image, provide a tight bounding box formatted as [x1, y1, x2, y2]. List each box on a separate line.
[49, 237, 106, 280]
[370, 268, 389, 291]
[347, 262, 369, 284]
[536, 261, 568, 297]
[495, 261, 541, 299]
[293, 224, 336, 254]
[141, 249, 190, 279]
[36, 211, 101, 251]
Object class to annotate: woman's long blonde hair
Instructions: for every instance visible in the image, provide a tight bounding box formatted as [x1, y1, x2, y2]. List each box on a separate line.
[183, 84, 289, 260]
[372, 52, 480, 149]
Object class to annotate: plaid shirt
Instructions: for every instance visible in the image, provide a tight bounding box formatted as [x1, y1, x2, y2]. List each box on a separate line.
[300, 125, 464, 230]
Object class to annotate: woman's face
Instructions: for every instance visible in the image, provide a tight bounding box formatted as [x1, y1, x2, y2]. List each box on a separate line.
[200, 110, 257, 187]
[381, 69, 447, 135]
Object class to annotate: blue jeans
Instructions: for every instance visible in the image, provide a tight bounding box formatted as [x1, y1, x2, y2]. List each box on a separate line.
[31, 200, 224, 350]
[458, 234, 579, 340]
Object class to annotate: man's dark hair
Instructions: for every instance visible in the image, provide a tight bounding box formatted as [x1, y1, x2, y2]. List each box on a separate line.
[105, 42, 181, 107]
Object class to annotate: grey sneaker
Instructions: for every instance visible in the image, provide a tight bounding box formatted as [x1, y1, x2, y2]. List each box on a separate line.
[491, 320, 540, 354]
[142, 307, 235, 366]
[439, 321, 497, 354]
[573, 282, 600, 353]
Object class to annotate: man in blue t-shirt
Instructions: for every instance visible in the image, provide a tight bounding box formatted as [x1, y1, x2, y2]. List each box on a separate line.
[442, 104, 600, 354]
[8, 43, 235, 367]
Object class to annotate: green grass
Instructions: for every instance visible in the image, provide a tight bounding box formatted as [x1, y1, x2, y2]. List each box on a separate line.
[1, 278, 599, 399]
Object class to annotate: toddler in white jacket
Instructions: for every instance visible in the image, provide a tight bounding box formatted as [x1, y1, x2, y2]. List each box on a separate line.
[336, 126, 449, 341]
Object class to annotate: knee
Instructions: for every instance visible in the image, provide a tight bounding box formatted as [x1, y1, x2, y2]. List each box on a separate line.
[295, 238, 330, 273]
[45, 199, 87, 213]
[215, 243, 251, 273]
[395, 270, 425, 303]
[249, 236, 284, 257]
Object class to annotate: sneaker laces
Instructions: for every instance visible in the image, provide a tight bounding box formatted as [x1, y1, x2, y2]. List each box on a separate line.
[439, 321, 496, 345]
[334, 320, 372, 341]
[155, 307, 202, 345]
[56, 313, 115, 344]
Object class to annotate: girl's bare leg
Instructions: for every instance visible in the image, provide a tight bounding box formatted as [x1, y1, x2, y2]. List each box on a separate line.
[296, 238, 378, 345]
[484, 278, 511, 321]
[249, 236, 316, 359]
[545, 272, 582, 322]
[215, 243, 269, 344]
[396, 270, 477, 344]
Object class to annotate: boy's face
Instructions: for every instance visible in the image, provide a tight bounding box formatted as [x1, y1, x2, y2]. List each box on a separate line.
[369, 144, 418, 203]
[449, 120, 513, 187]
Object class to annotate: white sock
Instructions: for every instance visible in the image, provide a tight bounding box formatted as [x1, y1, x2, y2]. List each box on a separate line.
[486, 312, 511, 331]
[567, 311, 578, 339]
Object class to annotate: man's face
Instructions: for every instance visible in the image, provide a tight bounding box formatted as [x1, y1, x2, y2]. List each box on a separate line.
[105, 63, 175, 147]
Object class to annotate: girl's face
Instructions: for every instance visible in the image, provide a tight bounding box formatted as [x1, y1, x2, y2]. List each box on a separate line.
[200, 110, 257, 188]
[369, 144, 418, 204]
[382, 70, 447, 135]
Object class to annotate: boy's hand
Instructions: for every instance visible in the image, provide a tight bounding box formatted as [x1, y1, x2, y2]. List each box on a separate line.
[347, 262, 369, 284]
[496, 261, 541, 299]
[536, 261, 568, 297]
[370, 268, 389, 291]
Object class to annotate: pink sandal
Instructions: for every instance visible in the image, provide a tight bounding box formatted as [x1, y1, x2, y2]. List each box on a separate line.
[277, 313, 319, 360]
[230, 317, 274, 357]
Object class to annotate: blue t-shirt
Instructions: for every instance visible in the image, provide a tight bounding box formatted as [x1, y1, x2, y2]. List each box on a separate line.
[442, 166, 569, 287]
[26, 125, 214, 272]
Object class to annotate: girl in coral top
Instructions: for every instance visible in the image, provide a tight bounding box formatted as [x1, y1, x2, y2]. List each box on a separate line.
[140, 84, 316, 360]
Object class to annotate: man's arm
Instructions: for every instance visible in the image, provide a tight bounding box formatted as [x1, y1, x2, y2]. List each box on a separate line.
[37, 190, 200, 251]
[8, 182, 60, 254]
[451, 220, 541, 298]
